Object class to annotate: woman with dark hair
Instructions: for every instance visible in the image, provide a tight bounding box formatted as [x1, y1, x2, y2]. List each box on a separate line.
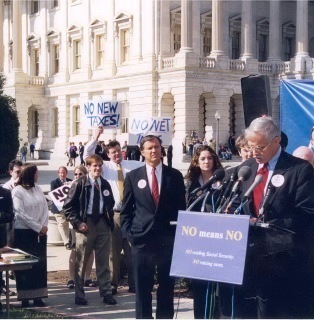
[12, 163, 49, 308]
[185, 145, 223, 319]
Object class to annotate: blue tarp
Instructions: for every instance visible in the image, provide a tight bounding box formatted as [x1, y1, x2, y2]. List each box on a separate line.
[280, 80, 314, 154]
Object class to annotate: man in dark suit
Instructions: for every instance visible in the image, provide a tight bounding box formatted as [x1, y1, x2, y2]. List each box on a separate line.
[63, 154, 116, 306]
[50, 166, 72, 249]
[219, 116, 314, 319]
[0, 186, 14, 313]
[120, 135, 186, 319]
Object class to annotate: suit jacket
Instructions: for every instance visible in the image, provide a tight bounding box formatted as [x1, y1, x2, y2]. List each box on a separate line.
[0, 186, 14, 247]
[63, 175, 115, 230]
[233, 151, 314, 256]
[50, 177, 72, 213]
[120, 164, 186, 247]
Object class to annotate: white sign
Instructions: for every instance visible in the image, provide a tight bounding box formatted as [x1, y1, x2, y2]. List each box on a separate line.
[81, 100, 122, 128]
[48, 183, 73, 211]
[129, 116, 172, 145]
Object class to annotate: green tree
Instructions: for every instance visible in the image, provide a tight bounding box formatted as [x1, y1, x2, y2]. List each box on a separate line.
[0, 74, 20, 174]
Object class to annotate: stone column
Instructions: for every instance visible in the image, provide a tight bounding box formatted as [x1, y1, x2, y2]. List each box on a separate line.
[268, 0, 281, 61]
[158, 0, 170, 67]
[296, 0, 309, 56]
[12, 0, 22, 71]
[180, 0, 193, 52]
[192, 0, 201, 56]
[241, 0, 254, 59]
[210, 0, 225, 57]
[104, 0, 116, 76]
[132, 0, 142, 60]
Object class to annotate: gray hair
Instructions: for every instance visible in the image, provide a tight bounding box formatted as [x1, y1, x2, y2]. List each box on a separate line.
[245, 116, 281, 142]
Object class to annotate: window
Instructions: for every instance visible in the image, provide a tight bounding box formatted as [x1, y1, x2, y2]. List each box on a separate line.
[52, 0, 59, 9]
[53, 45, 59, 73]
[173, 25, 181, 53]
[34, 49, 40, 76]
[258, 35, 268, 62]
[282, 22, 296, 61]
[231, 32, 241, 59]
[114, 13, 133, 65]
[203, 28, 211, 57]
[74, 40, 81, 70]
[52, 108, 59, 137]
[74, 106, 80, 135]
[229, 15, 241, 59]
[96, 35, 104, 67]
[31, 0, 39, 15]
[122, 30, 130, 63]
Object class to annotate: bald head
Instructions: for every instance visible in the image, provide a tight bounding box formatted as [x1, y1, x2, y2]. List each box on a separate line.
[293, 146, 314, 167]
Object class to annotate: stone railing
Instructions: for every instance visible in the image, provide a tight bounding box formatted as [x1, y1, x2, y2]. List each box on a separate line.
[258, 62, 273, 74]
[199, 57, 216, 69]
[276, 62, 291, 74]
[28, 76, 45, 86]
[162, 57, 175, 70]
[229, 59, 245, 71]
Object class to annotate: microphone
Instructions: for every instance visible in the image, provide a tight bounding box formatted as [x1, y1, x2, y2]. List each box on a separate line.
[218, 166, 252, 213]
[234, 174, 263, 214]
[257, 184, 275, 218]
[191, 168, 225, 195]
[243, 174, 263, 202]
[216, 171, 238, 208]
[230, 166, 252, 195]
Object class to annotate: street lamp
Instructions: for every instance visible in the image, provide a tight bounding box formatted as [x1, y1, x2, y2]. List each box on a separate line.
[214, 111, 221, 155]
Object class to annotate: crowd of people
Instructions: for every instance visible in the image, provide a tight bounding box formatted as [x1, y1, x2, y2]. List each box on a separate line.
[0, 116, 314, 318]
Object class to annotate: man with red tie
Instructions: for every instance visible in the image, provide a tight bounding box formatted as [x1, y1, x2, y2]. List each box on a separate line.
[120, 135, 186, 319]
[219, 116, 314, 319]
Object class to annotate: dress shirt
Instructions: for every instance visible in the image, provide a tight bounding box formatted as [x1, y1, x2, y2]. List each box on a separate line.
[256, 146, 281, 193]
[87, 175, 103, 215]
[146, 162, 162, 195]
[102, 160, 145, 211]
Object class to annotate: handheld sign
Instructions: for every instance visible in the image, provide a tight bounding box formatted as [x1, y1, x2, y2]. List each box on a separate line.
[48, 182, 73, 211]
[170, 211, 250, 285]
[129, 116, 172, 145]
[81, 100, 122, 128]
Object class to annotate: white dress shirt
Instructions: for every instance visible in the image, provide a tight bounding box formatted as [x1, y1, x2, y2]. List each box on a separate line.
[102, 160, 145, 211]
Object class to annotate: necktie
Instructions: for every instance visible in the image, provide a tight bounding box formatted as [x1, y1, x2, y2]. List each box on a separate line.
[151, 167, 159, 206]
[252, 163, 269, 217]
[117, 163, 124, 202]
[92, 179, 100, 223]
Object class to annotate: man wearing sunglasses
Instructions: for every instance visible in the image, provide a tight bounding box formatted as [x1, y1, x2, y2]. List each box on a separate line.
[50, 166, 72, 249]
[219, 116, 314, 318]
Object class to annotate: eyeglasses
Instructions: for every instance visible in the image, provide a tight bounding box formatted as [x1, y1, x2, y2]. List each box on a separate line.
[245, 137, 277, 153]
[74, 173, 83, 176]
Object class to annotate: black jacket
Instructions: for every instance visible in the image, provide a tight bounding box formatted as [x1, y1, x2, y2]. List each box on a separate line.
[63, 176, 115, 230]
[0, 186, 14, 247]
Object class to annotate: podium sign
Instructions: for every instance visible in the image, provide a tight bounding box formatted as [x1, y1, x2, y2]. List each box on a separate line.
[170, 211, 250, 285]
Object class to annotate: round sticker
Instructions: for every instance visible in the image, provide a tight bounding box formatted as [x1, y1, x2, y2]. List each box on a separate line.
[212, 182, 219, 190]
[138, 179, 147, 189]
[271, 174, 285, 187]
[103, 190, 110, 196]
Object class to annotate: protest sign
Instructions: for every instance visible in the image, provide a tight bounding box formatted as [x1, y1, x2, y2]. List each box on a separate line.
[170, 211, 250, 285]
[48, 182, 73, 211]
[128, 116, 172, 145]
[81, 100, 122, 128]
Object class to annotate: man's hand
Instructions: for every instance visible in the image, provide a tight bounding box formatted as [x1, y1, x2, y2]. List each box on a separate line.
[78, 222, 88, 233]
[95, 125, 104, 141]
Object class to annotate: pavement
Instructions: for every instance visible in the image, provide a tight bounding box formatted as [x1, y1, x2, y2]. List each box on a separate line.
[0, 154, 241, 319]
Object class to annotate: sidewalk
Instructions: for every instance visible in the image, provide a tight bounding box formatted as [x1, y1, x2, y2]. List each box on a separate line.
[2, 156, 241, 318]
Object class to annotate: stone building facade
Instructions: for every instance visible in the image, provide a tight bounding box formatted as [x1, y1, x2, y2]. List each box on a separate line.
[1, 0, 314, 165]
